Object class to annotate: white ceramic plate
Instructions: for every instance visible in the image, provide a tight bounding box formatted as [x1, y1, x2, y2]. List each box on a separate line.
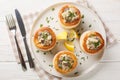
[30, 2, 106, 78]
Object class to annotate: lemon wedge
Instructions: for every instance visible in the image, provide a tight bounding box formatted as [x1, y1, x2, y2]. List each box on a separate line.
[57, 30, 78, 52]
[64, 41, 74, 52]
[67, 29, 78, 42]
[56, 31, 67, 40]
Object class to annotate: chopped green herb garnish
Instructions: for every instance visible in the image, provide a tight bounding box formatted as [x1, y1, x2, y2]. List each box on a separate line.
[86, 56, 88, 59]
[46, 17, 48, 20]
[71, 38, 75, 42]
[68, 64, 72, 69]
[81, 57, 85, 61]
[82, 21, 84, 23]
[63, 56, 65, 61]
[47, 20, 50, 23]
[78, 33, 81, 36]
[80, 51, 82, 53]
[42, 33, 48, 40]
[50, 16, 54, 20]
[65, 11, 76, 22]
[81, 15, 84, 18]
[36, 50, 39, 53]
[52, 8, 55, 11]
[94, 40, 100, 48]
[79, 62, 82, 65]
[74, 72, 79, 75]
[49, 64, 53, 67]
[67, 62, 71, 67]
[69, 11, 75, 17]
[40, 24, 43, 27]
[53, 27, 59, 31]
[89, 24, 92, 28]
[56, 20, 58, 22]
[46, 17, 50, 23]
[43, 52, 47, 55]
[76, 54, 79, 57]
[51, 17, 54, 20]
[55, 28, 59, 30]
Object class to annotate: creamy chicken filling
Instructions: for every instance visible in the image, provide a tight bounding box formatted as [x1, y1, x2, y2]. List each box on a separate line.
[86, 35, 101, 50]
[58, 54, 74, 71]
[38, 30, 52, 46]
[62, 7, 79, 22]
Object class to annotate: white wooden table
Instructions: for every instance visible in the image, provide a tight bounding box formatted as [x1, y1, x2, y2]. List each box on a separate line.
[0, 0, 120, 80]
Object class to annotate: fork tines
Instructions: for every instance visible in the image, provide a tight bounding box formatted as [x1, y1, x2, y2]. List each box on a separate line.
[6, 14, 16, 30]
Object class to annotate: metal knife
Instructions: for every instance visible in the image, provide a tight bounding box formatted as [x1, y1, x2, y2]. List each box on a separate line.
[15, 9, 34, 68]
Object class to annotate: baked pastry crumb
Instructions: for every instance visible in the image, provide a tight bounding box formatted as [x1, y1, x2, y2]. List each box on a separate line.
[80, 31, 105, 54]
[34, 27, 56, 51]
[53, 51, 78, 74]
[58, 4, 81, 29]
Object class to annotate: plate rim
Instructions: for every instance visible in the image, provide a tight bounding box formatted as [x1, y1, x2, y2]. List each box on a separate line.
[30, 1, 106, 78]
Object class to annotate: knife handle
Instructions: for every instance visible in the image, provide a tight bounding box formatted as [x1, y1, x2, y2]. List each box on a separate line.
[14, 36, 27, 71]
[23, 37, 34, 68]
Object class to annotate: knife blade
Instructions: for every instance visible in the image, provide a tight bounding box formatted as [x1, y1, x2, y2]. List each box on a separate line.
[15, 9, 34, 68]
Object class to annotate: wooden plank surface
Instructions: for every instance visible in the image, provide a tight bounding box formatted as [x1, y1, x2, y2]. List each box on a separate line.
[0, 62, 39, 80]
[0, 62, 119, 80]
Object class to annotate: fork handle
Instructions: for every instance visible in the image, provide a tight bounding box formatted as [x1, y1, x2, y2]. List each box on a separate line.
[23, 37, 34, 68]
[14, 36, 27, 71]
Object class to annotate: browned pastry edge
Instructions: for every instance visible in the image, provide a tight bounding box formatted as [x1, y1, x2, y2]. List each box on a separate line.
[58, 4, 81, 29]
[53, 51, 77, 74]
[80, 31, 104, 54]
[34, 27, 56, 51]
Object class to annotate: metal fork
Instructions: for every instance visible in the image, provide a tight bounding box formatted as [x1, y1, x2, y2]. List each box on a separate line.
[5, 14, 27, 71]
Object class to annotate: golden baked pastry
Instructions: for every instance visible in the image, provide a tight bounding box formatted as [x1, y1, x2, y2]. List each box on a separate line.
[80, 31, 105, 54]
[58, 4, 81, 29]
[53, 51, 77, 74]
[34, 27, 56, 51]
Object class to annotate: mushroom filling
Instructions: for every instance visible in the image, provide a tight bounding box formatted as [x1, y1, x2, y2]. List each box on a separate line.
[58, 54, 74, 71]
[62, 7, 79, 22]
[38, 30, 52, 46]
[86, 35, 101, 50]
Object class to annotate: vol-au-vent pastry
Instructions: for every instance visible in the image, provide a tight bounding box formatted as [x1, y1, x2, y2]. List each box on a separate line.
[53, 51, 78, 74]
[34, 27, 56, 51]
[80, 31, 105, 54]
[58, 4, 81, 29]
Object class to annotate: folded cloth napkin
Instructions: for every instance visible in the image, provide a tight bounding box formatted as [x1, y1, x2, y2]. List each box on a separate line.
[6, 0, 117, 80]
